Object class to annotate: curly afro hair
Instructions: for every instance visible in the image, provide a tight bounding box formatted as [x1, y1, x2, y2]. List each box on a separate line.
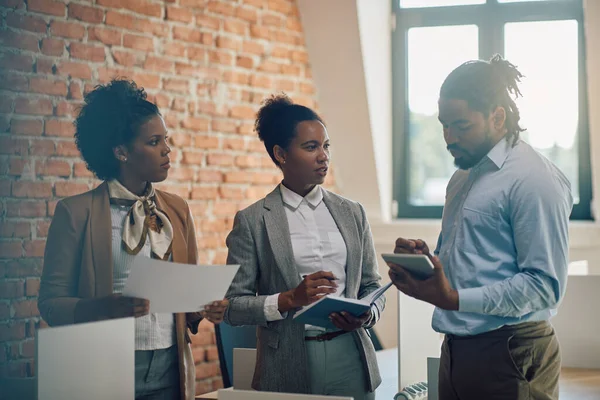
[74, 79, 160, 180]
[254, 93, 324, 167]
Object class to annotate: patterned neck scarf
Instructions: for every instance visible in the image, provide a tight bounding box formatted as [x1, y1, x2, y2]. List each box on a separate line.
[107, 180, 173, 260]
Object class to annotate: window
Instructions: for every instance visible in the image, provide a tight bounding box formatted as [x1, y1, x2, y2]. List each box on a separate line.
[392, 0, 592, 219]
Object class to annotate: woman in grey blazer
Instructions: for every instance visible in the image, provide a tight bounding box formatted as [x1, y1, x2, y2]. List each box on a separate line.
[224, 94, 385, 400]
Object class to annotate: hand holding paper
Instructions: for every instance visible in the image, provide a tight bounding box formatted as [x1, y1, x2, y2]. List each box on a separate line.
[123, 256, 239, 313]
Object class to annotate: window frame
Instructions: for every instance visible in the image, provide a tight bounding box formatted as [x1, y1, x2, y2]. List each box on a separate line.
[392, 0, 592, 220]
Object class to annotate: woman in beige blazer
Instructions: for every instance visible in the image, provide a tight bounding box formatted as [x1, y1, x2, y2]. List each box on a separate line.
[38, 79, 228, 400]
[224, 95, 385, 400]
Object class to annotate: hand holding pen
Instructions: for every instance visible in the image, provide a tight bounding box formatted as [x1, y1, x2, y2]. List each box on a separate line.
[277, 271, 338, 313]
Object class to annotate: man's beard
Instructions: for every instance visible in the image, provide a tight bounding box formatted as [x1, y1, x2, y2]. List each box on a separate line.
[449, 128, 496, 170]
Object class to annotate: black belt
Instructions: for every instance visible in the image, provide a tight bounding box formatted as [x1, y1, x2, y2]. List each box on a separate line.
[305, 330, 349, 341]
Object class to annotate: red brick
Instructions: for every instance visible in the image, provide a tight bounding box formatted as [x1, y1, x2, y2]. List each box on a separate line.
[131, 72, 160, 89]
[257, 60, 281, 74]
[262, 13, 285, 28]
[236, 55, 254, 69]
[35, 57, 55, 74]
[0, 96, 14, 113]
[49, 20, 85, 39]
[211, 119, 237, 134]
[40, 37, 64, 56]
[110, 50, 140, 67]
[0, 322, 26, 342]
[27, 0, 65, 16]
[21, 339, 35, 358]
[8, 158, 30, 176]
[222, 71, 249, 85]
[10, 119, 43, 136]
[47, 199, 58, 215]
[0, 52, 33, 73]
[0, 29, 39, 52]
[218, 186, 245, 200]
[224, 19, 248, 35]
[206, 153, 234, 167]
[30, 139, 56, 156]
[54, 181, 88, 197]
[0, 302, 10, 320]
[244, 0, 265, 8]
[194, 135, 219, 149]
[273, 30, 297, 45]
[229, 105, 255, 120]
[287, 17, 302, 32]
[36, 159, 71, 176]
[187, 47, 206, 61]
[68, 3, 104, 23]
[35, 220, 50, 237]
[166, 6, 192, 23]
[14, 98, 53, 116]
[206, 0, 235, 16]
[96, 0, 162, 18]
[0, 280, 25, 299]
[223, 137, 245, 150]
[89, 26, 122, 46]
[224, 171, 251, 184]
[250, 24, 270, 40]
[173, 26, 202, 43]
[0, 137, 27, 156]
[163, 78, 189, 94]
[267, 0, 293, 14]
[236, 6, 258, 23]
[191, 186, 218, 200]
[165, 43, 186, 58]
[143, 56, 173, 73]
[25, 278, 41, 297]
[123, 33, 154, 51]
[168, 166, 195, 182]
[137, 17, 169, 37]
[0, 0, 25, 9]
[275, 78, 295, 92]
[180, 117, 208, 132]
[209, 50, 234, 66]
[180, 0, 208, 8]
[73, 162, 93, 178]
[0, 242, 22, 259]
[281, 63, 301, 76]
[216, 35, 241, 51]
[56, 61, 92, 80]
[29, 77, 68, 96]
[12, 181, 52, 198]
[196, 170, 223, 183]
[181, 151, 204, 166]
[44, 119, 75, 137]
[0, 222, 30, 239]
[0, 178, 10, 196]
[5, 12, 47, 33]
[68, 81, 82, 100]
[0, 71, 28, 92]
[69, 42, 105, 62]
[235, 155, 262, 168]
[13, 299, 39, 318]
[105, 10, 134, 28]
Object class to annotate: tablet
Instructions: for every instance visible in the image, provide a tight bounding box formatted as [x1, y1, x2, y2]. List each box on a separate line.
[381, 253, 435, 280]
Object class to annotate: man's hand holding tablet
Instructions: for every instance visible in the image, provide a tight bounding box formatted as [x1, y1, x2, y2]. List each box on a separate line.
[385, 238, 459, 311]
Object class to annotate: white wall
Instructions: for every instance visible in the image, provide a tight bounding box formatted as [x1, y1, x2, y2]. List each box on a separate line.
[299, 0, 600, 389]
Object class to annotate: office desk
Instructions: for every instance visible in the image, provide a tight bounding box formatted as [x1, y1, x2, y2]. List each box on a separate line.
[195, 348, 399, 399]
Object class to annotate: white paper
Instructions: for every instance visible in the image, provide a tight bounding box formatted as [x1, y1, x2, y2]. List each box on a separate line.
[123, 256, 239, 313]
[37, 318, 135, 400]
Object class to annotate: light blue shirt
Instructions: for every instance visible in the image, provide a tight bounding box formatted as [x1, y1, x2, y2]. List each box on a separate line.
[433, 138, 573, 336]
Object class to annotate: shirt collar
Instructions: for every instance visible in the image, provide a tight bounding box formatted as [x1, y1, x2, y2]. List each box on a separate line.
[279, 183, 323, 210]
[485, 136, 512, 169]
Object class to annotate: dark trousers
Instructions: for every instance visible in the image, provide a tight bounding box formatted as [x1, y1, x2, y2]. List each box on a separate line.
[439, 321, 561, 400]
[135, 345, 181, 400]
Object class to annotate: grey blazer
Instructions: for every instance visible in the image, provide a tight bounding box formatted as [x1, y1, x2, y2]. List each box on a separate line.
[224, 186, 384, 394]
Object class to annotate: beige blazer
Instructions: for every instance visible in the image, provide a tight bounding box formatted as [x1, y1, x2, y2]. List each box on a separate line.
[38, 181, 201, 400]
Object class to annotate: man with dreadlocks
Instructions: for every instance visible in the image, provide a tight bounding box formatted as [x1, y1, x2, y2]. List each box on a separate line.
[387, 55, 573, 400]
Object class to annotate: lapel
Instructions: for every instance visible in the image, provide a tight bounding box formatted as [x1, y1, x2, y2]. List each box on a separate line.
[263, 186, 301, 291]
[90, 182, 113, 297]
[322, 190, 362, 297]
[154, 191, 187, 264]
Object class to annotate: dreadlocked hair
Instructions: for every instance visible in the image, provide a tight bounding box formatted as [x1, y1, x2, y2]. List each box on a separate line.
[440, 54, 526, 146]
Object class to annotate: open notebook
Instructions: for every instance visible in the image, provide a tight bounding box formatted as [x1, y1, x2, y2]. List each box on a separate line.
[293, 282, 393, 330]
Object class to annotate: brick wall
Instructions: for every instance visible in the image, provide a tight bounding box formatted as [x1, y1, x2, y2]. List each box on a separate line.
[0, 0, 336, 394]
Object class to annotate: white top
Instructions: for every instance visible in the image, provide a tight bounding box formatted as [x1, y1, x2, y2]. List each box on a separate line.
[263, 184, 347, 329]
[110, 203, 176, 350]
